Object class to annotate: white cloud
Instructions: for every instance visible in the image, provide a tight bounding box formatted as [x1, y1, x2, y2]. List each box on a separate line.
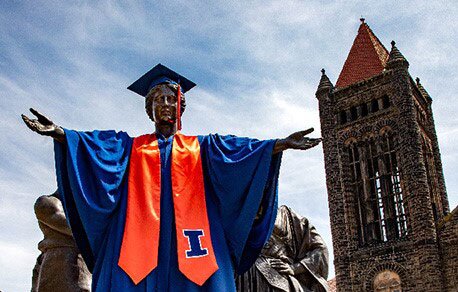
[0, 241, 38, 291]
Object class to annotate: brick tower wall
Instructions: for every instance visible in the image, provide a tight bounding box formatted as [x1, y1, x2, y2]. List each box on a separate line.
[317, 65, 447, 291]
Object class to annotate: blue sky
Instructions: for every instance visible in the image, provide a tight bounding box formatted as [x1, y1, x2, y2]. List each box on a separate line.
[1, 1, 457, 291]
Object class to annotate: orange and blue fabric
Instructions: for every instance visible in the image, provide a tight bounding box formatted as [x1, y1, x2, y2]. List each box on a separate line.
[119, 133, 218, 285]
[54, 129, 282, 291]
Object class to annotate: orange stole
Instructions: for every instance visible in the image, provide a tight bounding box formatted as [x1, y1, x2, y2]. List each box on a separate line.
[118, 134, 161, 285]
[172, 134, 218, 286]
[118, 133, 218, 286]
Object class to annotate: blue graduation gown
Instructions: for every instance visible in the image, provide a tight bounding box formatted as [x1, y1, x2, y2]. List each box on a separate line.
[54, 130, 282, 291]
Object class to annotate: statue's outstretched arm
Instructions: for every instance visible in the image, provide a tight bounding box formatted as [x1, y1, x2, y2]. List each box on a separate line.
[273, 127, 321, 154]
[21, 108, 66, 143]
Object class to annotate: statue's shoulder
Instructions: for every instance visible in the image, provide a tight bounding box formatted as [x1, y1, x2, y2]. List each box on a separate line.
[34, 194, 63, 218]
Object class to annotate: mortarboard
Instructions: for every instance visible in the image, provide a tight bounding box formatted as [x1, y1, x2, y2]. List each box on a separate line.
[127, 63, 196, 97]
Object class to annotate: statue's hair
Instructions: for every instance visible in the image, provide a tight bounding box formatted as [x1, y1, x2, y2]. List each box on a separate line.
[145, 83, 186, 123]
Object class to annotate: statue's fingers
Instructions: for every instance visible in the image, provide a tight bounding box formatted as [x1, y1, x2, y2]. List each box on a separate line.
[297, 139, 321, 150]
[22, 114, 35, 128]
[305, 137, 320, 142]
[30, 108, 52, 124]
[269, 260, 283, 266]
[29, 108, 40, 117]
[275, 265, 289, 272]
[21, 113, 30, 122]
[272, 262, 287, 268]
[306, 138, 321, 145]
[308, 141, 321, 148]
[299, 127, 314, 136]
[22, 117, 40, 132]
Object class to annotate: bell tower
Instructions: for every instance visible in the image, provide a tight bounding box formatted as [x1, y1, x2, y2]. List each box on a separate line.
[316, 19, 450, 291]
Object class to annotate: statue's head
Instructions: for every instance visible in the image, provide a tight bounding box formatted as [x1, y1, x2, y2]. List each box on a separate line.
[128, 64, 196, 128]
[145, 83, 186, 124]
[373, 270, 402, 292]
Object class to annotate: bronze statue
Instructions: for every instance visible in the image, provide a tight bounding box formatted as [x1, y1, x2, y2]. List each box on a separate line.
[21, 65, 322, 291]
[237, 205, 329, 292]
[32, 191, 91, 292]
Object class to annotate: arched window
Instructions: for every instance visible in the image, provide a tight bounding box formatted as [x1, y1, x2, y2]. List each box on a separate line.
[382, 95, 390, 109]
[361, 103, 369, 117]
[371, 99, 379, 113]
[339, 110, 347, 125]
[350, 106, 358, 121]
[346, 131, 407, 245]
[378, 133, 407, 239]
[347, 141, 366, 244]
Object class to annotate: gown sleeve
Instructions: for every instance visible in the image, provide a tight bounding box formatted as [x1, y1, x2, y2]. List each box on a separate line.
[54, 129, 133, 271]
[199, 134, 282, 274]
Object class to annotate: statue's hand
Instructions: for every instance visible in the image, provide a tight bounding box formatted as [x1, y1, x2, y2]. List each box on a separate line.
[21, 108, 65, 143]
[285, 128, 321, 150]
[269, 259, 295, 276]
[273, 128, 322, 154]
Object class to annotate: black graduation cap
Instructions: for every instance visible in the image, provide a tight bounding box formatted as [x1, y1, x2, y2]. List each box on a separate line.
[127, 63, 196, 97]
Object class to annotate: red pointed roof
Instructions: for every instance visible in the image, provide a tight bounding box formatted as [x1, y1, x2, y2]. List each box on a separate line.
[336, 20, 389, 88]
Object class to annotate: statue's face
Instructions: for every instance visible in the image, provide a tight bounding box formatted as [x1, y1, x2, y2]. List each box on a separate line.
[373, 270, 402, 292]
[151, 85, 178, 124]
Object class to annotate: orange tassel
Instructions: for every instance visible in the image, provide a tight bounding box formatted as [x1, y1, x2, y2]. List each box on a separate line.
[176, 84, 182, 131]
